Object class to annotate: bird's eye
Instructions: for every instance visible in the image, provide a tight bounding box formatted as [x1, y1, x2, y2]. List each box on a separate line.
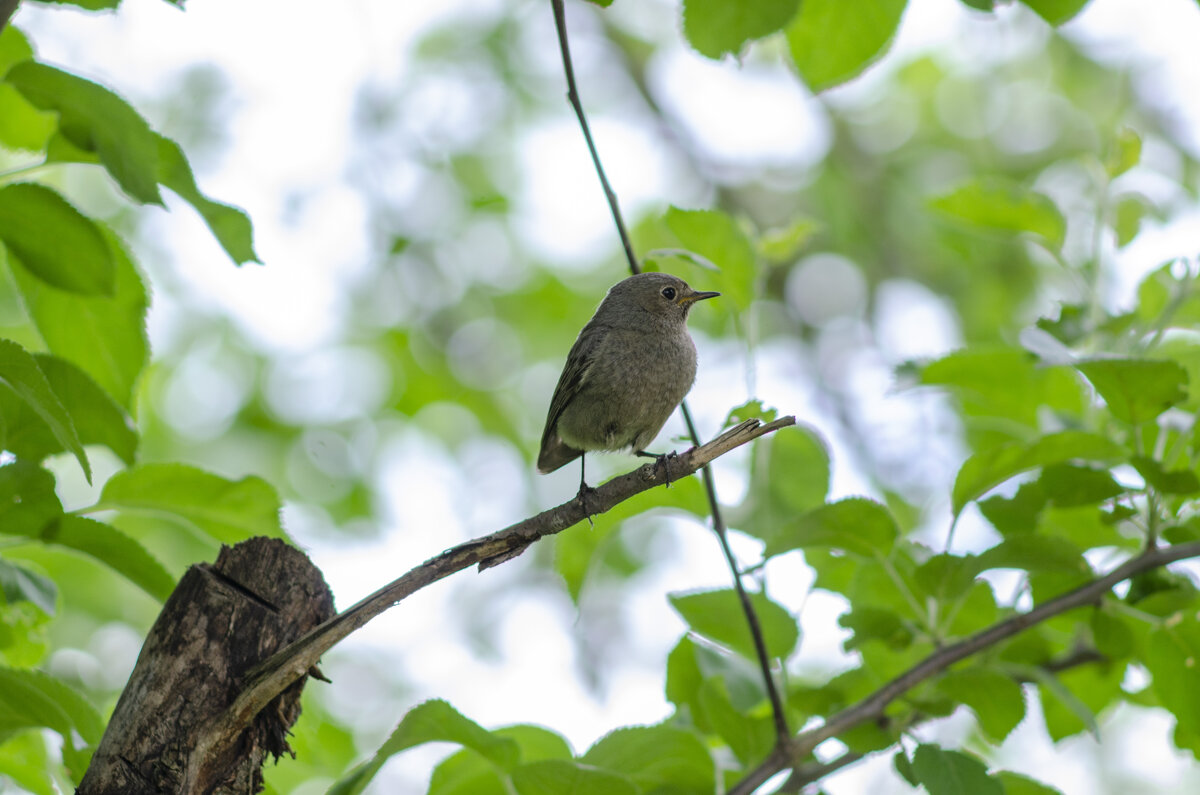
[661, 287, 676, 300]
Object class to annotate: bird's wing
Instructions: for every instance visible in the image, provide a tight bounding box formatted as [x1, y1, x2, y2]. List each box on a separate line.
[537, 322, 607, 472]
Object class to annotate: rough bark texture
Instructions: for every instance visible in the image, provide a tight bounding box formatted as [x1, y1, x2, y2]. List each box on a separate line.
[78, 537, 335, 795]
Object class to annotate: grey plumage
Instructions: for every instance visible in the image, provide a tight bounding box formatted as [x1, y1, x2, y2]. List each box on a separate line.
[537, 272, 719, 476]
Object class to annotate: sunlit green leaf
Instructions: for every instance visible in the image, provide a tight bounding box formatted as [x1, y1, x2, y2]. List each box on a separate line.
[6, 62, 163, 204]
[1076, 358, 1188, 425]
[0, 462, 62, 539]
[0, 339, 89, 481]
[978, 535, 1088, 574]
[1038, 462, 1124, 507]
[1131, 456, 1200, 495]
[669, 588, 798, 660]
[786, 0, 906, 91]
[997, 771, 1064, 794]
[1106, 128, 1143, 178]
[929, 178, 1065, 250]
[512, 759, 636, 795]
[1022, 0, 1090, 26]
[0, 666, 104, 749]
[911, 744, 1002, 795]
[1112, 194, 1148, 247]
[695, 677, 775, 764]
[682, 0, 800, 58]
[767, 425, 829, 515]
[938, 668, 1025, 741]
[582, 725, 714, 794]
[97, 463, 284, 543]
[43, 516, 175, 602]
[766, 497, 899, 557]
[919, 348, 1084, 428]
[665, 206, 757, 313]
[0, 184, 113, 296]
[978, 482, 1046, 535]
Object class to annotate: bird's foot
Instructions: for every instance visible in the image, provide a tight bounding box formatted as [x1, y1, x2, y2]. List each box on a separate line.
[575, 482, 600, 526]
[636, 450, 679, 487]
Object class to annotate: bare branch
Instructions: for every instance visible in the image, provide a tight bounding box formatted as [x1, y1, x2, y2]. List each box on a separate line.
[0, 0, 20, 34]
[183, 415, 796, 788]
[730, 540, 1200, 795]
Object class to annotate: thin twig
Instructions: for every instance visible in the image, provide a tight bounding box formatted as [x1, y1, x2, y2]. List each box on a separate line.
[184, 416, 795, 790]
[550, 0, 639, 274]
[0, 0, 20, 34]
[549, 0, 792, 747]
[729, 540, 1200, 795]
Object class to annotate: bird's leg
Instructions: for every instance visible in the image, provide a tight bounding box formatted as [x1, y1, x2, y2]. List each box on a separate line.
[576, 454, 598, 526]
[636, 450, 677, 487]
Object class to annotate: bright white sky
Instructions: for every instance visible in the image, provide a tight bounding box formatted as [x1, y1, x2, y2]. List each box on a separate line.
[14, 0, 1200, 792]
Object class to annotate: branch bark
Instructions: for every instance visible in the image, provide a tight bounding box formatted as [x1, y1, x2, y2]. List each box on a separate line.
[180, 415, 794, 789]
[729, 540, 1200, 795]
[0, 0, 19, 35]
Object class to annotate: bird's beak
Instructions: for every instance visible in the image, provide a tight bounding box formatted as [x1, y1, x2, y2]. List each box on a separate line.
[681, 290, 720, 304]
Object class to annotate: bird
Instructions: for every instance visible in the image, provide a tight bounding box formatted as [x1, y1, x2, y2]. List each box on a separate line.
[537, 271, 719, 500]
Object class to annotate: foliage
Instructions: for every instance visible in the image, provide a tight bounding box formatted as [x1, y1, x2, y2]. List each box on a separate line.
[2, 0, 1200, 793]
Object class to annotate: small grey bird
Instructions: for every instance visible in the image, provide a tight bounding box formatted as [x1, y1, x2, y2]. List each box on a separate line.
[538, 272, 719, 493]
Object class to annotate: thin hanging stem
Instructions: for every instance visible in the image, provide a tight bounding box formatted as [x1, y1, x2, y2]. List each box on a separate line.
[549, 0, 790, 746]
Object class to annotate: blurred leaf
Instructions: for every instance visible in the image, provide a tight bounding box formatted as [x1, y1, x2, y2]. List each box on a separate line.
[0, 354, 137, 466]
[669, 588, 798, 660]
[0, 462, 63, 538]
[0, 26, 33, 75]
[757, 217, 820, 263]
[1131, 456, 1200, 495]
[1038, 463, 1123, 507]
[915, 553, 983, 603]
[894, 749, 918, 785]
[35, 0, 121, 8]
[1090, 608, 1134, 659]
[723, 399, 778, 426]
[997, 771, 1064, 794]
[156, 135, 259, 265]
[911, 744, 1002, 795]
[766, 497, 899, 557]
[695, 677, 775, 764]
[0, 731, 56, 795]
[978, 482, 1046, 535]
[8, 227, 149, 409]
[581, 725, 714, 794]
[512, 760, 635, 795]
[1031, 664, 1111, 742]
[1076, 358, 1188, 425]
[839, 607, 913, 651]
[1022, 0, 1090, 25]
[0, 339, 89, 481]
[1112, 194, 1147, 247]
[330, 700, 520, 795]
[938, 668, 1025, 742]
[43, 517, 175, 602]
[929, 178, 1065, 250]
[0, 82, 55, 152]
[785, 0, 906, 92]
[1147, 618, 1200, 751]
[951, 431, 1124, 515]
[6, 62, 163, 204]
[0, 184, 113, 296]
[665, 207, 757, 313]
[978, 535, 1088, 574]
[0, 666, 103, 749]
[0, 559, 56, 616]
[767, 425, 829, 515]
[97, 463, 284, 544]
[682, 0, 800, 59]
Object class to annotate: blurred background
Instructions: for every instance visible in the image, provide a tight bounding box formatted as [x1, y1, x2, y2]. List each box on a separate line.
[10, 0, 1200, 791]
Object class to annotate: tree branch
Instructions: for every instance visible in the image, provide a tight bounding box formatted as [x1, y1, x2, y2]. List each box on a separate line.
[730, 540, 1200, 795]
[0, 0, 20, 34]
[183, 415, 795, 789]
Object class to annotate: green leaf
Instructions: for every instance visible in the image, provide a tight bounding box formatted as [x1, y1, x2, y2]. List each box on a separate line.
[996, 771, 1064, 795]
[668, 588, 798, 660]
[724, 399, 778, 426]
[97, 463, 284, 544]
[1147, 619, 1200, 747]
[1112, 194, 1148, 247]
[767, 425, 829, 515]
[894, 749, 918, 786]
[43, 516, 175, 602]
[682, 0, 800, 59]
[0, 26, 33, 75]
[1029, 665, 1104, 741]
[0, 82, 55, 153]
[1105, 128, 1142, 178]
[0, 559, 56, 616]
[910, 744, 1002, 795]
[6, 62, 163, 205]
[330, 700, 519, 795]
[951, 431, 1124, 515]
[1089, 608, 1134, 659]
[581, 725, 714, 794]
[664, 206, 757, 313]
[156, 135, 259, 265]
[1037, 463, 1124, 507]
[977, 535, 1088, 574]
[978, 482, 1046, 535]
[0, 462, 63, 538]
[695, 677, 776, 764]
[937, 669, 1025, 742]
[1131, 456, 1200, 495]
[839, 607, 913, 651]
[785, 0, 906, 92]
[0, 339, 89, 481]
[0, 731, 56, 795]
[1021, 0, 1090, 25]
[757, 217, 820, 262]
[929, 178, 1065, 250]
[919, 348, 1084, 428]
[512, 760, 636, 795]
[0, 184, 114, 296]
[7, 227, 148, 409]
[1075, 358, 1188, 425]
[767, 497, 900, 557]
[0, 354, 137, 466]
[0, 666, 104, 748]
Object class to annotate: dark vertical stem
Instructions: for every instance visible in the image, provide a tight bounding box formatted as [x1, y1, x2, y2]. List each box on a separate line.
[548, 0, 791, 747]
[0, 0, 21, 34]
[550, 0, 640, 275]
